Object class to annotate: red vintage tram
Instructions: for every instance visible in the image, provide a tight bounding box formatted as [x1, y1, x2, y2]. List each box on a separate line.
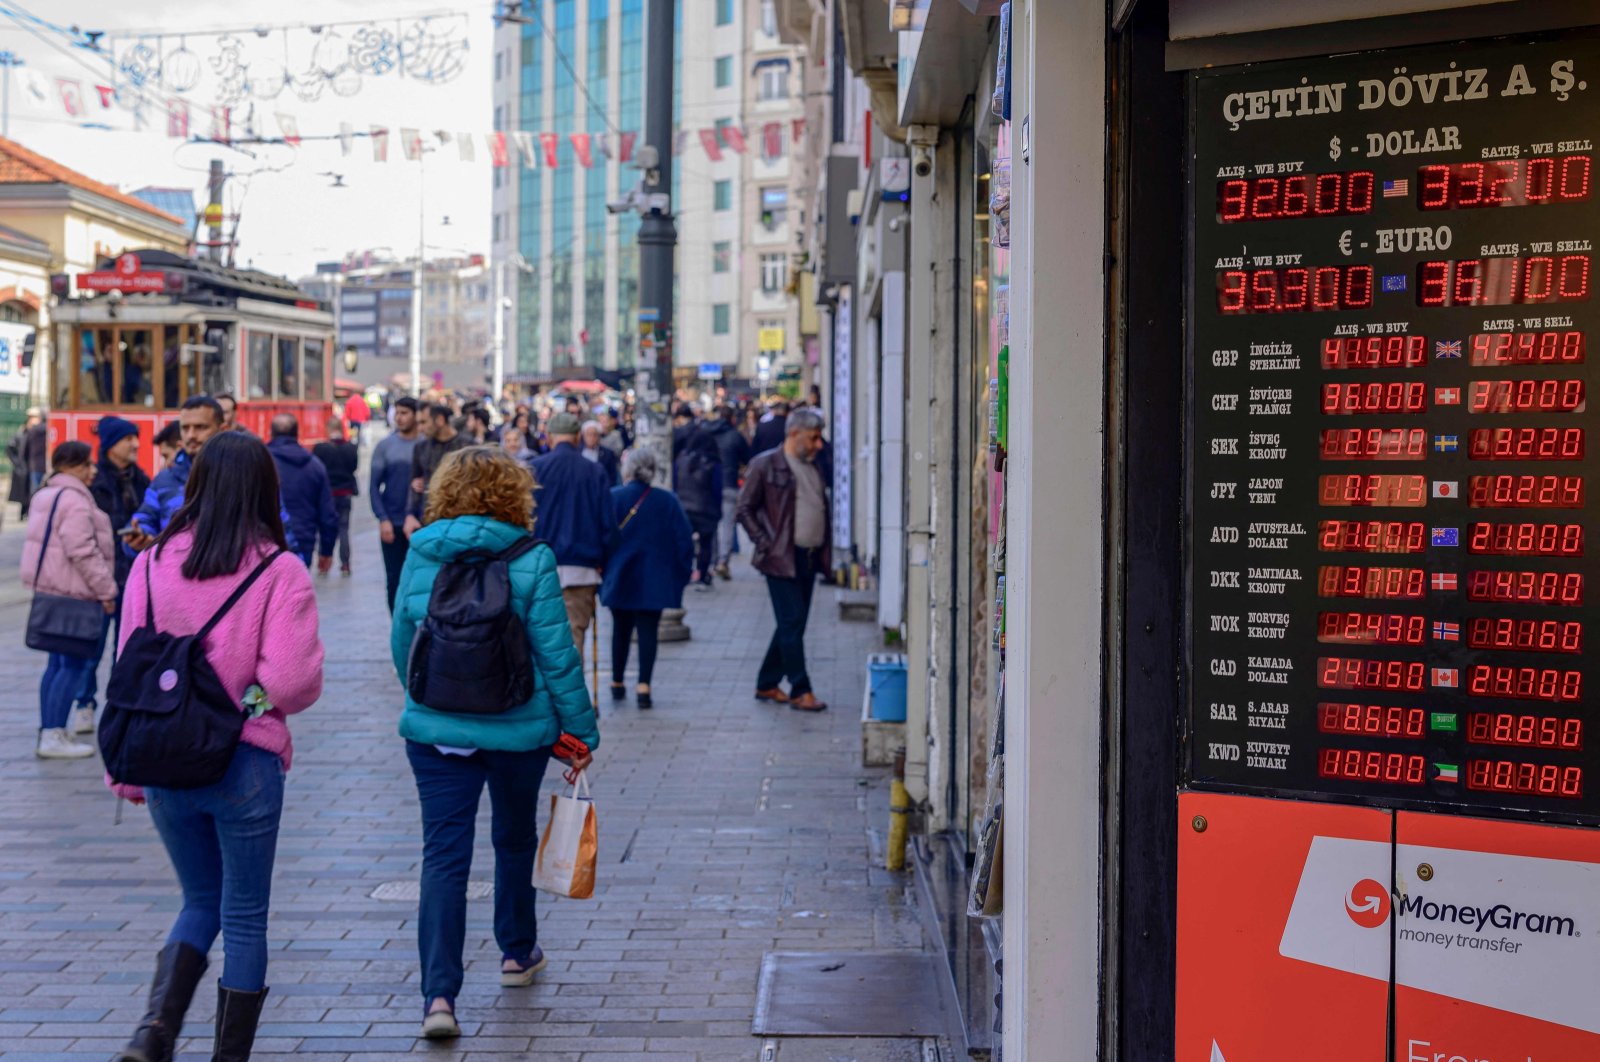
[46, 250, 338, 472]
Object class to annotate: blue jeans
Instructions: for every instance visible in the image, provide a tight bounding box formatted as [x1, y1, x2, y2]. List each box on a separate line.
[757, 547, 819, 697]
[146, 744, 285, 991]
[74, 610, 117, 711]
[405, 740, 552, 1005]
[39, 652, 95, 730]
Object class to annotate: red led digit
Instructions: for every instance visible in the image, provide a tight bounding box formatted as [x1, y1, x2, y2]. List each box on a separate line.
[1281, 175, 1309, 216]
[1281, 268, 1309, 310]
[1250, 270, 1278, 312]
[1413, 155, 1592, 209]
[1559, 254, 1590, 299]
[1318, 749, 1426, 785]
[1526, 157, 1555, 202]
[1466, 760, 1583, 798]
[1561, 154, 1591, 200]
[1419, 261, 1448, 305]
[1313, 172, 1342, 215]
[1485, 161, 1517, 205]
[1248, 177, 1280, 219]
[1218, 271, 1246, 313]
[1466, 619, 1583, 654]
[1466, 569, 1585, 604]
[1454, 259, 1484, 304]
[1468, 475, 1585, 509]
[1419, 165, 1449, 208]
[1347, 266, 1373, 308]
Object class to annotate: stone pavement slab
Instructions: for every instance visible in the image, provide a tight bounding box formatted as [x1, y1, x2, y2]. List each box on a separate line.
[0, 506, 940, 1060]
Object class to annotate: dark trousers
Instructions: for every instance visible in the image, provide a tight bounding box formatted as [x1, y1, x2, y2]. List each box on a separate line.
[332, 494, 353, 567]
[689, 513, 718, 583]
[757, 547, 819, 697]
[610, 608, 662, 685]
[405, 741, 552, 1005]
[75, 600, 122, 709]
[381, 532, 410, 613]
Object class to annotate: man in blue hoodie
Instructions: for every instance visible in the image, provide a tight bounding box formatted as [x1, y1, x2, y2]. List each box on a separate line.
[124, 395, 226, 550]
[531, 411, 618, 661]
[268, 414, 339, 571]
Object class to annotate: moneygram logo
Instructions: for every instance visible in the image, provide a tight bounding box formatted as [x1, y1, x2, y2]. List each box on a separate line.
[1345, 878, 1392, 929]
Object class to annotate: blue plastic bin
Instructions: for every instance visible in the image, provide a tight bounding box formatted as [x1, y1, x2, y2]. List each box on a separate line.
[867, 654, 908, 722]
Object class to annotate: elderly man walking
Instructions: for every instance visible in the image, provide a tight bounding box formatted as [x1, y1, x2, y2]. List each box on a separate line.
[736, 408, 830, 711]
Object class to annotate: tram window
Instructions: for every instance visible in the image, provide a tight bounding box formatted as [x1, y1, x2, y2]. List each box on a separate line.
[247, 333, 273, 399]
[120, 329, 155, 407]
[277, 336, 301, 400]
[202, 326, 229, 395]
[302, 338, 326, 401]
[77, 328, 114, 405]
[160, 325, 199, 409]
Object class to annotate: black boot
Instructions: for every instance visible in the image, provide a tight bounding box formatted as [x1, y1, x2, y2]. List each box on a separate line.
[118, 941, 209, 1062]
[212, 984, 269, 1061]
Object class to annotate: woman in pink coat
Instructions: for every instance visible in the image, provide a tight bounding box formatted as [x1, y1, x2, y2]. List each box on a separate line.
[20, 441, 115, 760]
[112, 430, 324, 1062]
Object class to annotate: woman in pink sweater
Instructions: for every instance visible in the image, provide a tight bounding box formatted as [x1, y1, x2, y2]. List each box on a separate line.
[19, 441, 116, 760]
[112, 431, 324, 1062]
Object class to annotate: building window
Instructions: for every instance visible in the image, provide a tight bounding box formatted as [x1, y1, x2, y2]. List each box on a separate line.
[760, 0, 777, 36]
[757, 64, 789, 102]
[716, 0, 733, 26]
[494, 104, 504, 131]
[760, 253, 786, 293]
[713, 303, 731, 335]
[495, 51, 504, 80]
[714, 180, 733, 212]
[715, 55, 733, 88]
[713, 241, 732, 273]
[759, 186, 788, 231]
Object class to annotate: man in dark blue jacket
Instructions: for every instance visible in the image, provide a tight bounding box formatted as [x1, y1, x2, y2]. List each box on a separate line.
[268, 414, 338, 571]
[531, 411, 618, 662]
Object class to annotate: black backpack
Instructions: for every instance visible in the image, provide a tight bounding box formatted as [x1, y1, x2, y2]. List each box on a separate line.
[406, 536, 544, 715]
[100, 549, 286, 789]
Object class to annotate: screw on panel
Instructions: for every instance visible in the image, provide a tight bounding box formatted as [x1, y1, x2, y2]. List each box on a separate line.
[1417, 863, 1434, 881]
[1192, 815, 1208, 832]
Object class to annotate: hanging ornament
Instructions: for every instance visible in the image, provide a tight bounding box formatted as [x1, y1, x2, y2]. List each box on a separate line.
[399, 18, 468, 84]
[119, 41, 162, 89]
[162, 44, 202, 92]
[329, 67, 362, 97]
[247, 59, 287, 100]
[312, 31, 351, 77]
[350, 25, 398, 76]
[291, 65, 327, 103]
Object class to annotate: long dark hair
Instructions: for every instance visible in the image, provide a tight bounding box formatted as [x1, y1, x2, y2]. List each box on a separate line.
[154, 431, 287, 579]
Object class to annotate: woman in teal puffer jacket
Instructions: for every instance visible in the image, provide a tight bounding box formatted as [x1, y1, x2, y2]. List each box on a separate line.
[391, 446, 601, 1042]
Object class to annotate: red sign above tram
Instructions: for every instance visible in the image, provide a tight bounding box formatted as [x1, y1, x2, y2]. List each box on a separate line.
[75, 253, 171, 293]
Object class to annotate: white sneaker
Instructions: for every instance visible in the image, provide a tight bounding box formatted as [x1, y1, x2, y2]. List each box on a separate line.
[36, 728, 95, 760]
[70, 706, 95, 735]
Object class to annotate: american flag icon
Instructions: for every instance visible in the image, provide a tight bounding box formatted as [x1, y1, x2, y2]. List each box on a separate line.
[1433, 621, 1460, 642]
[1435, 339, 1462, 359]
[1383, 178, 1410, 197]
[1432, 572, 1458, 592]
[1432, 667, 1459, 688]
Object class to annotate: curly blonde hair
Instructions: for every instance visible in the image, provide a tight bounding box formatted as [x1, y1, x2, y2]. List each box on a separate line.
[425, 446, 537, 529]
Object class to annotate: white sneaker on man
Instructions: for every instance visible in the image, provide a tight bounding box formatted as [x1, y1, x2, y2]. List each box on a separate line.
[36, 728, 95, 760]
[70, 706, 95, 735]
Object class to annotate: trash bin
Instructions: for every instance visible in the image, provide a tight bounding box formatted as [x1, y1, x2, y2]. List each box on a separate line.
[867, 653, 908, 722]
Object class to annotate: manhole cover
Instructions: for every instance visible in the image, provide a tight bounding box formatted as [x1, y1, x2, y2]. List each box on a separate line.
[753, 951, 948, 1037]
[370, 880, 493, 902]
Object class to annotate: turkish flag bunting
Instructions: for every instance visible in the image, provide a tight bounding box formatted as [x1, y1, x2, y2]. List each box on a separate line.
[512, 131, 537, 169]
[699, 128, 723, 162]
[370, 126, 390, 162]
[489, 131, 509, 168]
[620, 131, 637, 163]
[540, 132, 560, 168]
[596, 133, 611, 159]
[721, 125, 747, 154]
[278, 113, 302, 146]
[94, 84, 115, 109]
[57, 79, 83, 118]
[458, 131, 476, 161]
[401, 128, 424, 160]
[167, 100, 190, 139]
[570, 132, 593, 168]
[792, 117, 807, 143]
[763, 121, 782, 159]
[338, 122, 354, 156]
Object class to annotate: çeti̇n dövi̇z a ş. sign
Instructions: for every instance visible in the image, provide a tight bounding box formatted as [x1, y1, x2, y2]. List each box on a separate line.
[1188, 32, 1600, 823]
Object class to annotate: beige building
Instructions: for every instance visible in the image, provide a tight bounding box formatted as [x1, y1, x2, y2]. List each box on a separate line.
[0, 136, 191, 405]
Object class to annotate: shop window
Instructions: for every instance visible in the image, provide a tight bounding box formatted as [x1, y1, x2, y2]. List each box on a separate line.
[713, 241, 732, 273]
[713, 303, 731, 335]
[277, 336, 301, 400]
[760, 253, 787, 293]
[303, 338, 327, 401]
[247, 332, 273, 399]
[759, 186, 788, 231]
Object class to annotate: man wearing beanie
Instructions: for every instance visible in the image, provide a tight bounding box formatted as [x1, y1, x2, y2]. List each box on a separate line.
[75, 416, 150, 734]
[532, 410, 618, 659]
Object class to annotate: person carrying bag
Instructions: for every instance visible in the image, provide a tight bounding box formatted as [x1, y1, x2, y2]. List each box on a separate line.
[391, 446, 600, 1042]
[20, 441, 116, 760]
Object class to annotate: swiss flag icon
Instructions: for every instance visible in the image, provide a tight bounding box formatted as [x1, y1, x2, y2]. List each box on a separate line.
[1435, 386, 1461, 405]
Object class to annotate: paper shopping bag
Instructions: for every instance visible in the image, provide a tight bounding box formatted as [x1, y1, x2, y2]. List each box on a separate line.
[534, 771, 597, 899]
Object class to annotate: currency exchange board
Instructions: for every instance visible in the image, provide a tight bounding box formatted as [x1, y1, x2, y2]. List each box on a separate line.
[1187, 33, 1600, 823]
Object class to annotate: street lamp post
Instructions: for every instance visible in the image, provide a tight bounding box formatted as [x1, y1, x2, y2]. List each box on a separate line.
[493, 253, 532, 411]
[0, 53, 22, 140]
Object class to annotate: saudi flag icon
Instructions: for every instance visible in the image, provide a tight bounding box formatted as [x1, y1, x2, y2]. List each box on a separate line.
[1436, 763, 1459, 783]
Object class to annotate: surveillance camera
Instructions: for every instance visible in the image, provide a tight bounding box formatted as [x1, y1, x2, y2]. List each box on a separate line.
[606, 192, 636, 215]
[888, 215, 908, 234]
[912, 145, 933, 179]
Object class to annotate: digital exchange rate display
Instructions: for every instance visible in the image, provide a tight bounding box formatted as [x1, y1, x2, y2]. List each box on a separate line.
[1188, 34, 1600, 822]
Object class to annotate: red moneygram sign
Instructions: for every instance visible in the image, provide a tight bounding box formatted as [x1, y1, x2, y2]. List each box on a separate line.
[75, 253, 170, 293]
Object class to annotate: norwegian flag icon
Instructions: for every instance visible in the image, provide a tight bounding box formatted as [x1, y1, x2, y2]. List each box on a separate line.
[1432, 621, 1460, 642]
[1435, 386, 1461, 406]
[1432, 572, 1458, 592]
[1432, 667, 1459, 688]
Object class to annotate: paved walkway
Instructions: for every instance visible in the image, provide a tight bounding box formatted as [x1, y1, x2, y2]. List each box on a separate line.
[0, 506, 937, 1060]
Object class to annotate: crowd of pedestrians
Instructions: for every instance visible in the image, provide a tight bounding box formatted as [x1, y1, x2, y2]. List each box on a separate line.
[8, 383, 833, 1054]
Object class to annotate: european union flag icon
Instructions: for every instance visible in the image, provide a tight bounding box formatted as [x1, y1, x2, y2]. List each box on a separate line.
[1382, 274, 1408, 292]
[1432, 527, 1459, 547]
[1434, 434, 1458, 453]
